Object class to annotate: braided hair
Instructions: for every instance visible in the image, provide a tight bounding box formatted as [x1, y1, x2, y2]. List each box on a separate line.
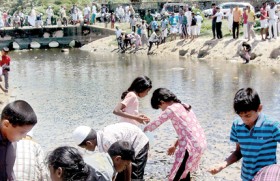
[151, 88, 191, 111]
[47, 146, 90, 181]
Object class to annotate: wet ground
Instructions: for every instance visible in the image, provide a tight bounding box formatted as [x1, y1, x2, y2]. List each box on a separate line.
[10, 49, 280, 181]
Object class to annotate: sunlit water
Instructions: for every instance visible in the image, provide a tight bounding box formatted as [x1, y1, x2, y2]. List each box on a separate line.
[9, 49, 280, 181]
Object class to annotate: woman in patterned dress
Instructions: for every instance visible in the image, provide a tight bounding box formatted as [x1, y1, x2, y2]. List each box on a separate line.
[144, 88, 207, 181]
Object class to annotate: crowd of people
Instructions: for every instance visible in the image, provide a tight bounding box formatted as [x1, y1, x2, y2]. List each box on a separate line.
[215, 1, 280, 42]
[114, 6, 204, 55]
[1, 72, 280, 181]
[0, 2, 108, 28]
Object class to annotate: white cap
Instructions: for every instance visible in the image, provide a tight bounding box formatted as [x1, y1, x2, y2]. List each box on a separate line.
[27, 129, 33, 137]
[72, 126, 91, 145]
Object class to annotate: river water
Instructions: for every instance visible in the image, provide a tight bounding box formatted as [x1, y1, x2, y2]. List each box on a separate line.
[10, 49, 280, 181]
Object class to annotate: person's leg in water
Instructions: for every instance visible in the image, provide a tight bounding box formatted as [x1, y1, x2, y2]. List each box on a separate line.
[173, 150, 191, 181]
[147, 41, 153, 54]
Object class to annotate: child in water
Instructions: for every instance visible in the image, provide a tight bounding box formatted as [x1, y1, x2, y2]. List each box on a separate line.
[144, 88, 207, 181]
[113, 76, 152, 126]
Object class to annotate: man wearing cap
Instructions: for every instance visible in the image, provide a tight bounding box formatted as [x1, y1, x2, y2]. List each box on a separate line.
[0, 47, 11, 90]
[73, 122, 149, 181]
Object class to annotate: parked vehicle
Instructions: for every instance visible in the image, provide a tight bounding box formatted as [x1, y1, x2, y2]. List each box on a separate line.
[161, 2, 186, 17]
[202, 8, 212, 17]
[202, 2, 255, 17]
[219, 2, 255, 16]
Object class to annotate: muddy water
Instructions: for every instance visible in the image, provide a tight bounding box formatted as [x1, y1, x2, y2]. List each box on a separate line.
[10, 49, 280, 181]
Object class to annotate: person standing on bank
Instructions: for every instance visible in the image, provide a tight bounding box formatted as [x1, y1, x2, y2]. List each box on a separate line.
[232, 5, 242, 39]
[0, 47, 11, 90]
[211, 3, 217, 39]
[212, 7, 223, 39]
[247, 6, 256, 41]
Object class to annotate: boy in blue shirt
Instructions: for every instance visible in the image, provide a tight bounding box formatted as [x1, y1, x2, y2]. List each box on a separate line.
[209, 87, 280, 181]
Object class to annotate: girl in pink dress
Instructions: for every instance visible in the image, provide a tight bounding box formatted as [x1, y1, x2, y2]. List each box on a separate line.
[144, 88, 207, 181]
[113, 76, 152, 126]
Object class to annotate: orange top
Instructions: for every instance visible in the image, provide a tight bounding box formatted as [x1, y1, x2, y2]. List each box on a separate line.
[233, 8, 242, 22]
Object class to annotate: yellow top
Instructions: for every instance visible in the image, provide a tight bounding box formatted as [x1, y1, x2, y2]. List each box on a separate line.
[247, 11, 255, 22]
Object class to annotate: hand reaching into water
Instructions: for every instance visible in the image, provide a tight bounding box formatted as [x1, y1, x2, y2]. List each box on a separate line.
[167, 146, 176, 155]
[137, 114, 150, 124]
[207, 162, 227, 175]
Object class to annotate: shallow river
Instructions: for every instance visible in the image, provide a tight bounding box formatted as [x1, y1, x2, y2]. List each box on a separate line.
[10, 49, 280, 181]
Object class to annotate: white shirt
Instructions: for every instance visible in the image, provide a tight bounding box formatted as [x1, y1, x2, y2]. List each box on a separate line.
[84, 7, 90, 16]
[268, 5, 277, 20]
[215, 12, 223, 22]
[97, 122, 149, 156]
[46, 8, 53, 17]
[92, 5, 97, 14]
[149, 32, 159, 42]
[185, 11, 192, 25]
[84, 153, 116, 181]
[130, 17, 137, 26]
[195, 15, 203, 25]
[115, 29, 122, 38]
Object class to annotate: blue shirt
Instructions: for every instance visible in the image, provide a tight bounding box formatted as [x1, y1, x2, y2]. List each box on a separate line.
[169, 16, 178, 26]
[151, 21, 158, 31]
[230, 113, 280, 181]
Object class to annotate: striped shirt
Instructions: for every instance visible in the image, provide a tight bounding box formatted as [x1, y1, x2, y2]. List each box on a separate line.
[253, 164, 280, 181]
[13, 138, 50, 181]
[230, 113, 280, 181]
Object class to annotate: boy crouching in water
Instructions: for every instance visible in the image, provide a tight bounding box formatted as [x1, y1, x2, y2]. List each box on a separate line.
[208, 87, 280, 181]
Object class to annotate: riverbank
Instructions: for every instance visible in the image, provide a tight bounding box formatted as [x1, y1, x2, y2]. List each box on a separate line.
[0, 90, 13, 110]
[81, 32, 280, 66]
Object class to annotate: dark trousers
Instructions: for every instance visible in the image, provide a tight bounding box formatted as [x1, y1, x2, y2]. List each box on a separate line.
[212, 19, 216, 38]
[233, 21, 240, 39]
[148, 41, 159, 52]
[173, 150, 190, 181]
[216, 22, 223, 39]
[115, 143, 149, 181]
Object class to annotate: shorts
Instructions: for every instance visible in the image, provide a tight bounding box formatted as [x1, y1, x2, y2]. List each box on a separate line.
[162, 28, 168, 38]
[191, 26, 197, 36]
[170, 25, 178, 34]
[260, 19, 268, 28]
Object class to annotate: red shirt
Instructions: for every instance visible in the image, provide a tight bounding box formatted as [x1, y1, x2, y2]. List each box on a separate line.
[243, 12, 248, 24]
[260, 8, 267, 20]
[0, 55, 11, 66]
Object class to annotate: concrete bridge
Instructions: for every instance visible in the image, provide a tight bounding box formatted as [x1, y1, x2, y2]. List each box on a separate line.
[0, 25, 115, 50]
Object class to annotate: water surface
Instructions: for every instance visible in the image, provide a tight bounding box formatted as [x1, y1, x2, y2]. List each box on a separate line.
[10, 49, 280, 180]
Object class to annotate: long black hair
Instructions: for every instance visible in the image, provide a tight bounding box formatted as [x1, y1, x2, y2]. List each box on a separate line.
[47, 146, 90, 181]
[151, 88, 191, 111]
[121, 76, 152, 99]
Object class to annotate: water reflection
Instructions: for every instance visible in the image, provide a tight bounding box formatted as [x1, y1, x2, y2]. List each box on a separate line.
[10, 49, 280, 180]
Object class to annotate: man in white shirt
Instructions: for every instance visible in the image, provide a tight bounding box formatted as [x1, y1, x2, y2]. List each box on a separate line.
[268, 1, 277, 39]
[195, 12, 203, 35]
[73, 123, 149, 181]
[185, 6, 192, 36]
[46, 6, 53, 25]
[83, 4, 91, 24]
[212, 7, 223, 39]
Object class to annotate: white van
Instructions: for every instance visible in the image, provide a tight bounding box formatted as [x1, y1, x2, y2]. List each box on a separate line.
[161, 3, 186, 16]
[219, 2, 255, 15]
